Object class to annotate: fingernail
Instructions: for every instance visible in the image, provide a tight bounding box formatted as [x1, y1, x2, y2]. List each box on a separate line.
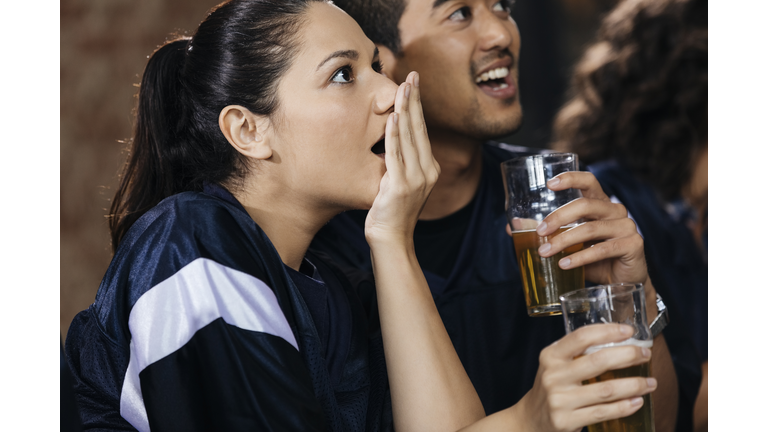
[630, 397, 643, 407]
[620, 325, 633, 335]
[538, 243, 551, 255]
[647, 378, 657, 388]
[642, 347, 651, 358]
[405, 84, 411, 99]
[559, 257, 571, 268]
[393, 112, 398, 125]
[536, 221, 548, 235]
[414, 73, 420, 87]
[548, 177, 561, 187]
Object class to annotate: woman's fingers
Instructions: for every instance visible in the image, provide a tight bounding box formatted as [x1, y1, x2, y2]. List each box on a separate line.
[384, 110, 403, 181]
[394, 79, 422, 177]
[404, 72, 437, 175]
[547, 376, 655, 429]
[578, 377, 657, 406]
[543, 324, 635, 361]
[568, 396, 647, 428]
[569, 345, 652, 383]
[530, 324, 659, 432]
[392, 71, 440, 190]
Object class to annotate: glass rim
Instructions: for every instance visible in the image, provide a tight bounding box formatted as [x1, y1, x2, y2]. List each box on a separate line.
[559, 282, 644, 304]
[500, 152, 578, 169]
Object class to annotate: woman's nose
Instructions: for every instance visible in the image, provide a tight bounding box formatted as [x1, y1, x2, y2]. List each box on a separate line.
[374, 73, 399, 115]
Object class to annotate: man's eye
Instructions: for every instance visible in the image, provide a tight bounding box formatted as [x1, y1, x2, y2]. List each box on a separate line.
[449, 6, 471, 21]
[372, 60, 383, 74]
[493, 0, 514, 13]
[331, 66, 354, 83]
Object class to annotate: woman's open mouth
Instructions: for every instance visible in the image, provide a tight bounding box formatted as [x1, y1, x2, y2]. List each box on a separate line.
[371, 136, 386, 157]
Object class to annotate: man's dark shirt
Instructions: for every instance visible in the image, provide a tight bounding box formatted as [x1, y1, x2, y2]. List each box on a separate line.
[346, 194, 476, 280]
[313, 142, 564, 414]
[312, 142, 701, 431]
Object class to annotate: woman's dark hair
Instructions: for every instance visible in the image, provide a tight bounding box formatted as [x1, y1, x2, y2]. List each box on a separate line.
[552, 0, 707, 201]
[109, 0, 325, 251]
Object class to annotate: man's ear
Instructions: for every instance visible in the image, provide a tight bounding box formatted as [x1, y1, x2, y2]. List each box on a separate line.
[376, 44, 400, 82]
[219, 105, 273, 160]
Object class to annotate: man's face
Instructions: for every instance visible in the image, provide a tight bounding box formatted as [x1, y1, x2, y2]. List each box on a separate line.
[385, 0, 522, 142]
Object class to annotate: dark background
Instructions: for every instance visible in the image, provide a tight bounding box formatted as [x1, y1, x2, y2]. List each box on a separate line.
[60, 0, 619, 340]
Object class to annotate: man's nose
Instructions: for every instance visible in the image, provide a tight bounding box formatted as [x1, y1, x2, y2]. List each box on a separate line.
[477, 9, 517, 52]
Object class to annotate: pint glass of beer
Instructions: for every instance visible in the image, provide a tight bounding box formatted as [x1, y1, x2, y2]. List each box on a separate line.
[560, 283, 655, 432]
[501, 153, 584, 316]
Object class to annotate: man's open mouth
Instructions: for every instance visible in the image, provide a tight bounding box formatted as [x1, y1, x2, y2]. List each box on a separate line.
[475, 67, 510, 90]
[474, 64, 516, 99]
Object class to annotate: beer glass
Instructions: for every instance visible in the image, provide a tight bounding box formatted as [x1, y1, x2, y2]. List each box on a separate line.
[560, 283, 655, 432]
[501, 153, 584, 316]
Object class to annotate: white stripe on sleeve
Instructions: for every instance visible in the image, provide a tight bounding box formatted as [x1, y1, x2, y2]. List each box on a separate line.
[119, 257, 298, 432]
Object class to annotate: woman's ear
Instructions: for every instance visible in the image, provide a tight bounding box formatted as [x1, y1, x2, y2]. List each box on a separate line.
[219, 105, 273, 160]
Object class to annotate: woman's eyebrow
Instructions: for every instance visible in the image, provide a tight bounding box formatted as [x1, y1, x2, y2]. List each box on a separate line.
[316, 49, 359, 71]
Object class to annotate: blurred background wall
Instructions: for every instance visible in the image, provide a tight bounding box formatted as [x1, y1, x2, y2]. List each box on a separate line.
[61, 0, 223, 340]
[60, 0, 618, 340]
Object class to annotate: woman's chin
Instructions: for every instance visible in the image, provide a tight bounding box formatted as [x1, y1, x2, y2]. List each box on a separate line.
[356, 187, 379, 212]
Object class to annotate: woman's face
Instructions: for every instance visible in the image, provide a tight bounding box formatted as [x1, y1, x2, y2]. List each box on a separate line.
[267, 2, 398, 212]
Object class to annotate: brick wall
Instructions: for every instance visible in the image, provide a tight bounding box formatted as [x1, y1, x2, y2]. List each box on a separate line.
[60, 0, 218, 340]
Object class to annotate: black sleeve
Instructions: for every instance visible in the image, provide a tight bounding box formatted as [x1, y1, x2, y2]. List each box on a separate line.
[138, 318, 327, 431]
[660, 306, 703, 432]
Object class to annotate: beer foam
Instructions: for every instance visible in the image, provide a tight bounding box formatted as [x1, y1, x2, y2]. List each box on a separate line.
[584, 338, 653, 355]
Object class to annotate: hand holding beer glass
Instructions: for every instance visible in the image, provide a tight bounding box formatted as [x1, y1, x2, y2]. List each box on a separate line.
[560, 283, 656, 432]
[495, 169, 662, 431]
[501, 153, 585, 316]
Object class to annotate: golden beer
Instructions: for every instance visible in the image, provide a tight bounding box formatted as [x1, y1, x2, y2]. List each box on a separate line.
[584, 340, 655, 432]
[511, 226, 585, 316]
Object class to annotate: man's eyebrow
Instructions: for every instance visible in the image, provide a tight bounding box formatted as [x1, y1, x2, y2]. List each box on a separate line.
[373, 46, 379, 60]
[432, 0, 452, 10]
[317, 50, 359, 71]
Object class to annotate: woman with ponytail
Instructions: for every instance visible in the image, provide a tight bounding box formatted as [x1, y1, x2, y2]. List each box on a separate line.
[65, 1, 661, 431]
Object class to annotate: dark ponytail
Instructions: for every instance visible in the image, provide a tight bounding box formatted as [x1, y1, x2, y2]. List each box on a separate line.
[109, 39, 189, 250]
[109, 0, 325, 251]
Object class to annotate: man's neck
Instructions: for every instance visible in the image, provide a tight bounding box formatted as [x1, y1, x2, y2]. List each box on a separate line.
[420, 131, 485, 221]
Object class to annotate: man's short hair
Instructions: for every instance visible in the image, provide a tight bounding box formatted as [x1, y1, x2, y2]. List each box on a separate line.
[333, 0, 406, 55]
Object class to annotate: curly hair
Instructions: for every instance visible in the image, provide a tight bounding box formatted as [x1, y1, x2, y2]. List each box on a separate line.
[552, 0, 707, 201]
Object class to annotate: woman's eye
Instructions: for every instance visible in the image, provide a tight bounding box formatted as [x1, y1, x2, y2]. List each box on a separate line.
[331, 66, 354, 83]
[449, 6, 471, 21]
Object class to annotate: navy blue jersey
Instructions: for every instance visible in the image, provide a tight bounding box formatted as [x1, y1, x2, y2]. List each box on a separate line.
[65, 184, 392, 431]
[588, 160, 706, 431]
[588, 160, 707, 360]
[311, 142, 701, 431]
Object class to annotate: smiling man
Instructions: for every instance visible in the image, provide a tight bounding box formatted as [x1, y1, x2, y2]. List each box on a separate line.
[311, 0, 695, 430]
